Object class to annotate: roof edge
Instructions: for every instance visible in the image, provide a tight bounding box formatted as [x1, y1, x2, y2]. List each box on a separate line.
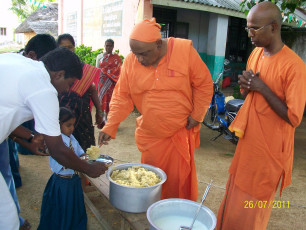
[151, 0, 246, 19]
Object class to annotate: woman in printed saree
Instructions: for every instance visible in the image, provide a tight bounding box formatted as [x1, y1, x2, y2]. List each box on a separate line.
[57, 34, 102, 151]
[97, 39, 122, 129]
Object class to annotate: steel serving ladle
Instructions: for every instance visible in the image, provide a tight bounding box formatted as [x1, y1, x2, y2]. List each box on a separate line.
[179, 179, 213, 230]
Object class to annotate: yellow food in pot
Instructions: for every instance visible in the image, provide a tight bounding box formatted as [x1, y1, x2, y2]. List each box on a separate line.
[86, 145, 100, 160]
[111, 166, 161, 187]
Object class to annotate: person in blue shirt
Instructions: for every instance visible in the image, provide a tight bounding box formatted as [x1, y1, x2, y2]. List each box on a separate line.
[38, 107, 88, 230]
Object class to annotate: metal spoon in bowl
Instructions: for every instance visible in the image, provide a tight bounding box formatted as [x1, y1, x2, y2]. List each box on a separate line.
[179, 179, 213, 230]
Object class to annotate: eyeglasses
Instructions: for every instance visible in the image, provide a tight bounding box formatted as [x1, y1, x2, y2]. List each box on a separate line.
[245, 23, 273, 34]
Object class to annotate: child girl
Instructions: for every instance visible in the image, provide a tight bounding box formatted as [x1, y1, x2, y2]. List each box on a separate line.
[38, 107, 87, 230]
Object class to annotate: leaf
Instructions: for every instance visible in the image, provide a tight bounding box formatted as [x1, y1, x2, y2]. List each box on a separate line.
[286, 3, 297, 13]
[75, 44, 124, 65]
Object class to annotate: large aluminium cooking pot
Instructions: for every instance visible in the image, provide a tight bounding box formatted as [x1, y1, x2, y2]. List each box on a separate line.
[106, 163, 167, 213]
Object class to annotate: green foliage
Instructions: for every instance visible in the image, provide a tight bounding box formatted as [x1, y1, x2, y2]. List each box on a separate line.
[232, 84, 244, 99]
[75, 45, 125, 66]
[114, 49, 125, 63]
[10, 0, 56, 22]
[11, 0, 36, 22]
[75, 44, 103, 66]
[240, 0, 306, 26]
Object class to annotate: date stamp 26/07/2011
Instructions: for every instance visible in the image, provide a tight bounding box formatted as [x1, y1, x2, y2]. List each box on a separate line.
[244, 200, 290, 209]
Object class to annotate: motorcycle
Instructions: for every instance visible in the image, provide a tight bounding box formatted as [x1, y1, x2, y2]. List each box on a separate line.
[203, 60, 244, 145]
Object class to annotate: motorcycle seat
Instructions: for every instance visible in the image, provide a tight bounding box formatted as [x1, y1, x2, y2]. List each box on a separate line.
[225, 99, 244, 112]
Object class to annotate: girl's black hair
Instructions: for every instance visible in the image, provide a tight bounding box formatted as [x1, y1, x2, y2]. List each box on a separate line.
[57, 33, 75, 47]
[59, 107, 75, 123]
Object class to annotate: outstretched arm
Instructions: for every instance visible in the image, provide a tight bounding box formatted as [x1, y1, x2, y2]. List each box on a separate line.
[98, 55, 134, 145]
[11, 125, 33, 140]
[9, 134, 48, 156]
[44, 135, 107, 178]
[88, 83, 102, 125]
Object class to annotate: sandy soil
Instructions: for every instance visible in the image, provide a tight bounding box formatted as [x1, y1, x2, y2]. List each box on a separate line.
[16, 112, 306, 229]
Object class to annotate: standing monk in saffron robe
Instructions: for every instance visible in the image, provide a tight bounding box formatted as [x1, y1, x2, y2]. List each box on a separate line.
[217, 2, 306, 230]
[98, 18, 213, 201]
[97, 39, 122, 129]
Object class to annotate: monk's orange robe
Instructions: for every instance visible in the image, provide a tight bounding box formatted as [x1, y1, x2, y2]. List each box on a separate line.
[217, 45, 306, 230]
[102, 37, 213, 200]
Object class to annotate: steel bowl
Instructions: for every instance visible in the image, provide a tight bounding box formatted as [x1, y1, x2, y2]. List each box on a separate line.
[82, 154, 114, 167]
[106, 163, 167, 213]
[147, 198, 216, 230]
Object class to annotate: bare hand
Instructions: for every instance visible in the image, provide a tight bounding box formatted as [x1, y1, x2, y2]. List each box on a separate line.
[32, 133, 44, 147]
[98, 132, 111, 147]
[28, 141, 49, 156]
[238, 70, 263, 92]
[186, 115, 199, 130]
[238, 71, 250, 95]
[86, 161, 108, 178]
[80, 153, 88, 161]
[31, 134, 49, 156]
[95, 112, 103, 125]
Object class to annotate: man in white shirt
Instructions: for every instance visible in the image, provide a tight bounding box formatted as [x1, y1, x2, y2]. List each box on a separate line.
[0, 47, 107, 229]
[0, 34, 58, 230]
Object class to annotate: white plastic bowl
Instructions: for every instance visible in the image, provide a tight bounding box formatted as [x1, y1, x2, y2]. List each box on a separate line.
[147, 198, 216, 230]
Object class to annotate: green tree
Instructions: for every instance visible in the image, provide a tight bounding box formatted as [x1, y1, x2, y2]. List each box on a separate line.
[10, 0, 55, 22]
[240, 0, 306, 26]
[75, 45, 125, 66]
[75, 45, 103, 66]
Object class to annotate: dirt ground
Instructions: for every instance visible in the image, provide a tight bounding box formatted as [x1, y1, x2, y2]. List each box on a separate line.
[17, 112, 306, 230]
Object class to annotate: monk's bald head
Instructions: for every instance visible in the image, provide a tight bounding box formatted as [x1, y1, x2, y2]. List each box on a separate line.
[248, 1, 282, 30]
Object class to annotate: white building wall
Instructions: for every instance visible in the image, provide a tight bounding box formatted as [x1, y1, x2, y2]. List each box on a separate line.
[198, 11, 209, 54]
[207, 13, 229, 57]
[177, 9, 209, 53]
[0, 0, 19, 44]
[59, 0, 141, 56]
[60, 0, 82, 46]
[82, 0, 139, 55]
[207, 13, 229, 80]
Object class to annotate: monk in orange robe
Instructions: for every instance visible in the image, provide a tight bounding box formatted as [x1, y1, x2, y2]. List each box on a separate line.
[99, 18, 213, 201]
[217, 2, 306, 229]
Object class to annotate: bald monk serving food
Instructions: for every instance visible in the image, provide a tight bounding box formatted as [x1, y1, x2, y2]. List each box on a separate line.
[98, 18, 213, 201]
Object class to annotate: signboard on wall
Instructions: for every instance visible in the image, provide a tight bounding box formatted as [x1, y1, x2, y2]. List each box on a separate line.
[66, 11, 78, 45]
[83, 7, 103, 42]
[101, 0, 123, 37]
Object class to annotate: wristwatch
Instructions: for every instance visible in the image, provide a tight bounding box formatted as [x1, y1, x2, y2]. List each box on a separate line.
[27, 133, 35, 143]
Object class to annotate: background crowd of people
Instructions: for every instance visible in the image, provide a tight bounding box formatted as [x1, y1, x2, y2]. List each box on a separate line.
[0, 33, 120, 229]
